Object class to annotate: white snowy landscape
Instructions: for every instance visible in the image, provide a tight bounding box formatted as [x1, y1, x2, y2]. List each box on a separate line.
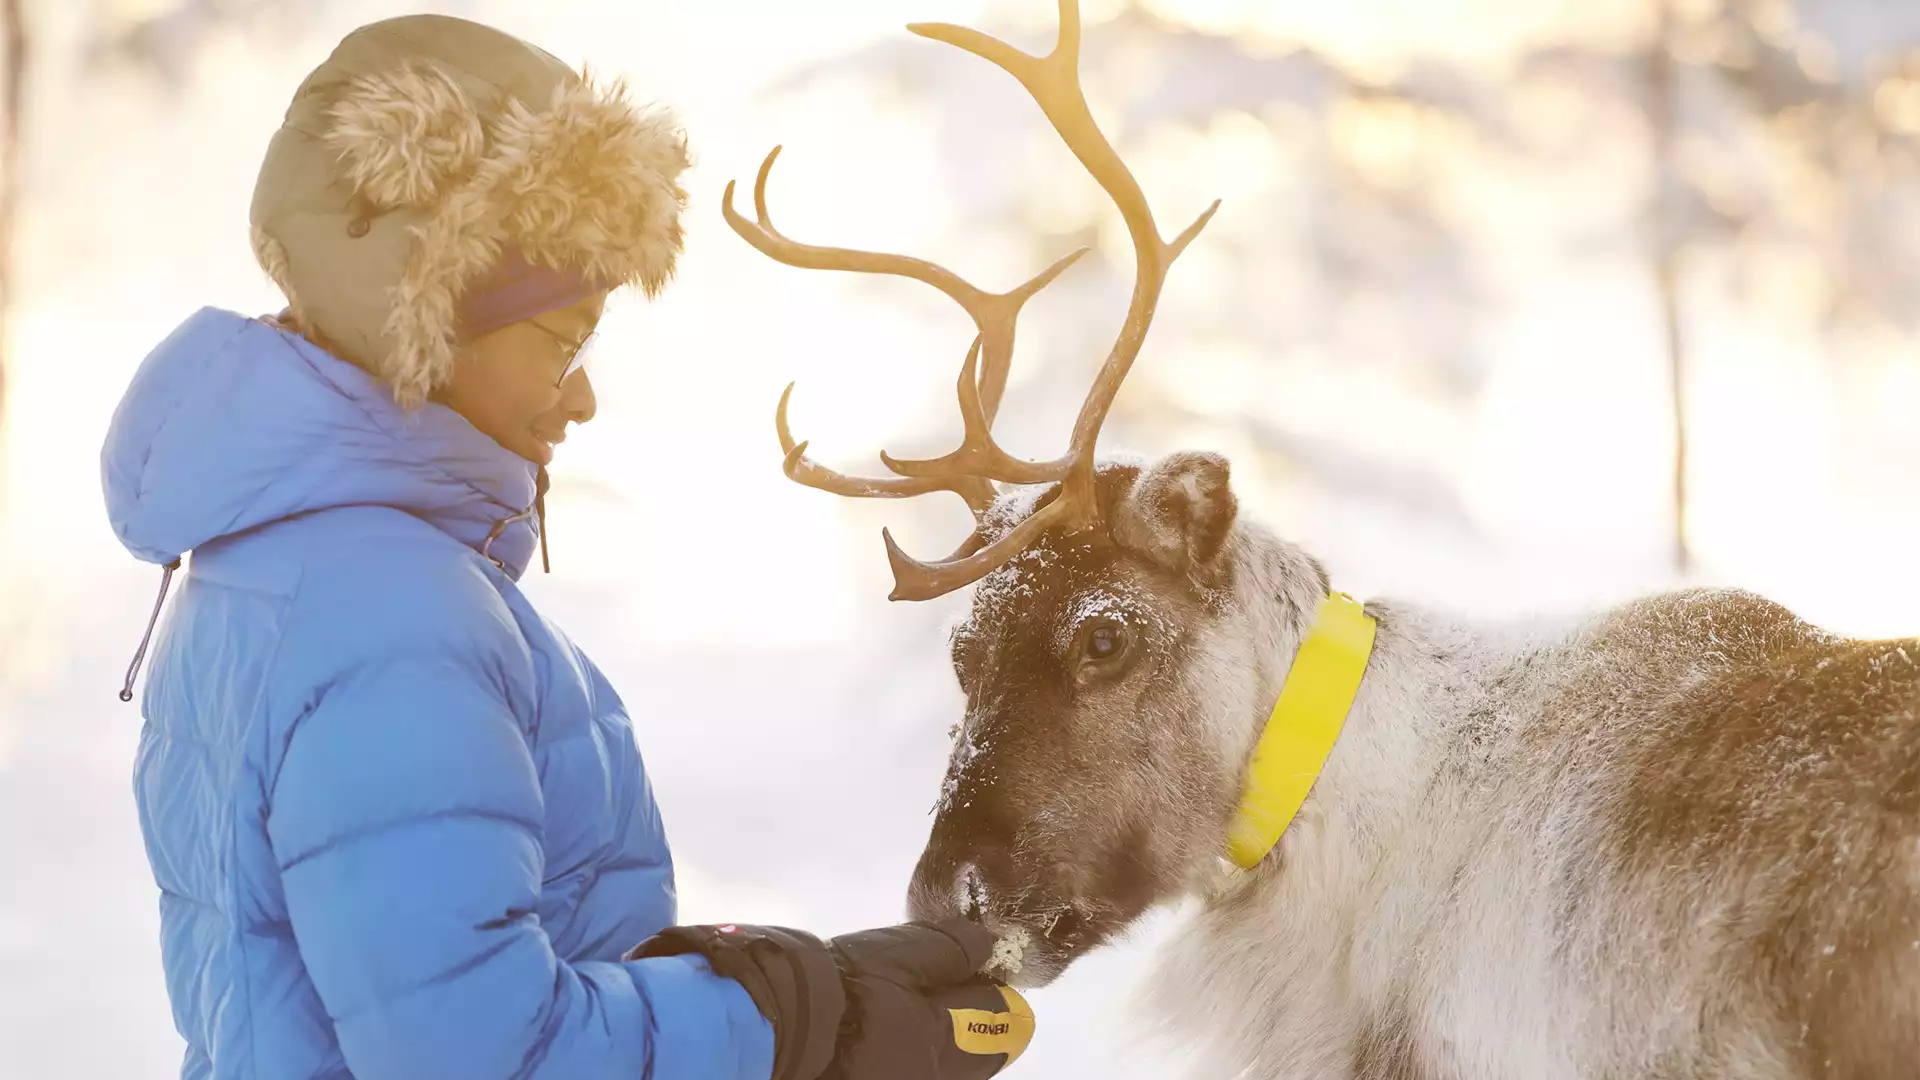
[3, 0, 1920, 1077]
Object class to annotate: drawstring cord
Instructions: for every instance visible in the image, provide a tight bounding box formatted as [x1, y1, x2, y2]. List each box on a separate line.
[535, 465, 551, 574]
[119, 558, 182, 703]
[480, 468, 552, 575]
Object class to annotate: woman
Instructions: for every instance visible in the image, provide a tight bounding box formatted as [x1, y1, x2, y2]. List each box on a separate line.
[101, 15, 1031, 1080]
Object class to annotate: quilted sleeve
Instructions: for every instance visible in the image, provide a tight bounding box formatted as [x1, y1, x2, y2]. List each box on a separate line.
[266, 655, 774, 1080]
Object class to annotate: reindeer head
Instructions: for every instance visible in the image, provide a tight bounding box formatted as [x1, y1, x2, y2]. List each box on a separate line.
[912, 452, 1332, 986]
[728, 0, 1310, 987]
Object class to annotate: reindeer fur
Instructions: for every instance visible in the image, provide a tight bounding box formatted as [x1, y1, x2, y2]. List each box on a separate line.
[910, 452, 1920, 1080]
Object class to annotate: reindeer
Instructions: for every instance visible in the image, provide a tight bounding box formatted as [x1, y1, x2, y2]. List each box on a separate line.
[724, 3, 1920, 1077]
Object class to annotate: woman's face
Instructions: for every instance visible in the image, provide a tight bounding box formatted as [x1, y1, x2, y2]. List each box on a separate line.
[437, 293, 606, 466]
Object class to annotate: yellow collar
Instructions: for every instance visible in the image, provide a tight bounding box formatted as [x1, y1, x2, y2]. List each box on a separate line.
[1224, 591, 1377, 870]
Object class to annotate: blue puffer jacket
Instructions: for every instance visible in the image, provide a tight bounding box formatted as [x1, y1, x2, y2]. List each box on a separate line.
[102, 308, 775, 1080]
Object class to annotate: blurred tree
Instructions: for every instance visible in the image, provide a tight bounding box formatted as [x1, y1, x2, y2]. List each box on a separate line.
[0, 0, 23, 439]
[1648, 0, 1690, 571]
[0, 0, 347, 440]
[1532, 0, 1920, 568]
[0, 0, 25, 697]
[81, 0, 352, 90]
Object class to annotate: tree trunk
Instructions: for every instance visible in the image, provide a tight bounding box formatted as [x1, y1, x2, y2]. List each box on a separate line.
[1646, 0, 1690, 574]
[0, 0, 24, 436]
[1654, 230, 1689, 575]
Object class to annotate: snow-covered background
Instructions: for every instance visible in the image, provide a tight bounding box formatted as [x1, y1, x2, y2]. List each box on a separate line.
[3, 0, 1919, 1076]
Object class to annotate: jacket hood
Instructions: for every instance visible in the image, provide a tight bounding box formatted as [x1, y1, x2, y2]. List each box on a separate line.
[102, 307, 541, 578]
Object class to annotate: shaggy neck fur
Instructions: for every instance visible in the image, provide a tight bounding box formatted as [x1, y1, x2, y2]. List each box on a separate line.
[1148, 523, 1587, 1079]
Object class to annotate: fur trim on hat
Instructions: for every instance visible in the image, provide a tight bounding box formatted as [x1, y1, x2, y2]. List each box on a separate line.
[487, 73, 689, 297]
[250, 223, 297, 309]
[324, 62, 486, 210]
[317, 64, 690, 408]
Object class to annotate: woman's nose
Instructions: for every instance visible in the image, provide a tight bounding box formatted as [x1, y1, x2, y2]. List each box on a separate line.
[560, 369, 596, 424]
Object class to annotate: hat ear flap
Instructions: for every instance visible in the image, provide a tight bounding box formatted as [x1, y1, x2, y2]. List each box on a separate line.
[324, 61, 486, 211]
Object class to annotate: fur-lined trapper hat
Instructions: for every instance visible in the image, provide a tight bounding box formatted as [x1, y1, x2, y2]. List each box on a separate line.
[250, 15, 690, 408]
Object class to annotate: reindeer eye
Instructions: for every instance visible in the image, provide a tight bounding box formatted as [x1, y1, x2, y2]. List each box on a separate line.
[1083, 622, 1128, 663]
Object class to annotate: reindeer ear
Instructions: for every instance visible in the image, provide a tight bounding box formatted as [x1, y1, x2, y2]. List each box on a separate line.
[1112, 451, 1238, 576]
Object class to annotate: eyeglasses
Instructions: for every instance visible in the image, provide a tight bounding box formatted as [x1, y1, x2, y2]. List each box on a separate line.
[527, 317, 598, 388]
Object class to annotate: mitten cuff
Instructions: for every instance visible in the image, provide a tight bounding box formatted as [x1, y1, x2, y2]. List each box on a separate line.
[629, 924, 847, 1080]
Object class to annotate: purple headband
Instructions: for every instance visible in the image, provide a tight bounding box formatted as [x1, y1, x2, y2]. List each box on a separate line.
[454, 247, 602, 343]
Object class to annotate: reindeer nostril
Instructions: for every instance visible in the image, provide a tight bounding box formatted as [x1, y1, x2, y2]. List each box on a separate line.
[958, 863, 988, 921]
[1044, 905, 1083, 944]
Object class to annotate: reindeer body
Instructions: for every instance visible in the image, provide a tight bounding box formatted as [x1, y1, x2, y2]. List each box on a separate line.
[1143, 542, 1920, 1080]
[897, 456, 1917, 1080]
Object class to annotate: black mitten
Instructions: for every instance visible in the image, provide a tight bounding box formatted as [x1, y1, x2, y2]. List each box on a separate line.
[626, 923, 845, 1080]
[823, 921, 1034, 1080]
[627, 919, 1033, 1080]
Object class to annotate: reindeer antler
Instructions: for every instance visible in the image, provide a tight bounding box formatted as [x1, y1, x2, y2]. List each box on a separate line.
[727, 0, 1219, 601]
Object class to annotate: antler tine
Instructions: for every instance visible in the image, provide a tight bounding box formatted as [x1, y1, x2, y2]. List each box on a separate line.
[974, 244, 1090, 425]
[878, 307, 1084, 487]
[725, 147, 987, 306]
[725, 146, 1090, 486]
[873, 336, 996, 488]
[724, 147, 1083, 391]
[913, 0, 1222, 526]
[776, 382, 996, 513]
[880, 246, 1089, 485]
[882, 494, 1077, 601]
